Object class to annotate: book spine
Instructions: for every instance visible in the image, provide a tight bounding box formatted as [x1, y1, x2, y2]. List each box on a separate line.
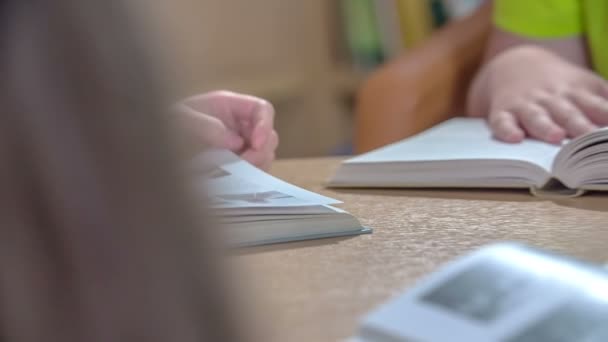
[430, 0, 448, 27]
[372, 0, 405, 60]
[340, 0, 385, 70]
[441, 0, 483, 19]
[529, 178, 586, 198]
[395, 0, 434, 48]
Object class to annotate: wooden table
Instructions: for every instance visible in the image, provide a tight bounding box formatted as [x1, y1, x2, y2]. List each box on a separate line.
[233, 158, 608, 342]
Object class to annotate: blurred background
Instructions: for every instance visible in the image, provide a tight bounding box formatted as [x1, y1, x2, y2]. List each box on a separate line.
[142, 0, 483, 158]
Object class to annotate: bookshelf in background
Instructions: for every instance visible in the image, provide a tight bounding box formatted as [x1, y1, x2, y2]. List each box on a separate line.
[332, 0, 482, 155]
[338, 0, 483, 72]
[152, 0, 482, 158]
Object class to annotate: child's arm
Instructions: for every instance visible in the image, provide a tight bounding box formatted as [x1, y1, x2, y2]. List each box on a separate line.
[467, 1, 608, 143]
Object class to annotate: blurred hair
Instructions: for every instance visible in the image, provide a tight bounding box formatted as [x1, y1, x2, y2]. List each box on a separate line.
[0, 1, 242, 341]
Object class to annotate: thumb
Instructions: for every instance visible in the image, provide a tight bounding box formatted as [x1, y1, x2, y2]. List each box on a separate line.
[200, 115, 244, 151]
[179, 106, 244, 151]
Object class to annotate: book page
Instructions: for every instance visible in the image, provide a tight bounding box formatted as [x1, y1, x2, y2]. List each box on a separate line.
[190, 149, 340, 209]
[355, 244, 608, 342]
[552, 127, 608, 189]
[348, 118, 561, 172]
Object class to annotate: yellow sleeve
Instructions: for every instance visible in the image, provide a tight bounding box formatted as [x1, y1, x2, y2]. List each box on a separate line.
[494, 0, 583, 38]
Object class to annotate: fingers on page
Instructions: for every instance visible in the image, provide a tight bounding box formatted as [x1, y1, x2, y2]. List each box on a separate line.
[207, 91, 275, 149]
[241, 150, 267, 169]
[256, 130, 279, 156]
[568, 89, 608, 126]
[267, 130, 279, 152]
[539, 96, 597, 138]
[516, 103, 566, 143]
[241, 131, 278, 170]
[249, 101, 275, 148]
[182, 108, 244, 151]
[489, 110, 525, 143]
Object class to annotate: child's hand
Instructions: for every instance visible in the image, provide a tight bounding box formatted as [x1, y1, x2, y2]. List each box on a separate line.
[468, 46, 608, 143]
[175, 91, 279, 170]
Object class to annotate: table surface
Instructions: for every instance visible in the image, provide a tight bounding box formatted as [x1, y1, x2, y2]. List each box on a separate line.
[233, 157, 608, 342]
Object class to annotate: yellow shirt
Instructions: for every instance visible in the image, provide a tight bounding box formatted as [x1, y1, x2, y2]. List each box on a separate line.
[494, 0, 608, 79]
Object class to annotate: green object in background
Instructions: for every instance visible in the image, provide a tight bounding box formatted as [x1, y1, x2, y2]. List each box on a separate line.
[340, 0, 384, 70]
[430, 0, 448, 27]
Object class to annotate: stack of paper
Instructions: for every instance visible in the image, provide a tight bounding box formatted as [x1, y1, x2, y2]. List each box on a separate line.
[190, 150, 370, 247]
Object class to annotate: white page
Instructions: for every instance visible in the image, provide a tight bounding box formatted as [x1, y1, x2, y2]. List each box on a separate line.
[190, 149, 340, 209]
[348, 118, 561, 172]
[220, 205, 348, 223]
[214, 205, 338, 217]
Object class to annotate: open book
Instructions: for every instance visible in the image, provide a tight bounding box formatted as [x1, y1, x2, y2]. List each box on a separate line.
[352, 243, 608, 342]
[329, 118, 608, 196]
[190, 150, 370, 247]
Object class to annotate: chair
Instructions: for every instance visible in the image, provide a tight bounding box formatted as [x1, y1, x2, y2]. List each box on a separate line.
[354, 2, 492, 153]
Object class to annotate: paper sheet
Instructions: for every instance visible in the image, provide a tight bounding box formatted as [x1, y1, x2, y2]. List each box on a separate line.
[190, 150, 341, 209]
[348, 118, 561, 172]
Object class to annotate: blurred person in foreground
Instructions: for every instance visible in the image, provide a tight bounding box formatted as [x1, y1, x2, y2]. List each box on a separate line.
[0, 0, 257, 341]
[468, 0, 608, 144]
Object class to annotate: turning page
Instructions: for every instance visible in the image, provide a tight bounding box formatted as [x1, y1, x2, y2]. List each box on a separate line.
[190, 149, 340, 209]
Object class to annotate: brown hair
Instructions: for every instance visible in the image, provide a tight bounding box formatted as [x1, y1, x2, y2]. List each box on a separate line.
[0, 1, 242, 341]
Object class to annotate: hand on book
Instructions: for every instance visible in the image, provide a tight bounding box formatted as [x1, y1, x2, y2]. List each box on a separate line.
[176, 91, 278, 170]
[468, 46, 608, 144]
